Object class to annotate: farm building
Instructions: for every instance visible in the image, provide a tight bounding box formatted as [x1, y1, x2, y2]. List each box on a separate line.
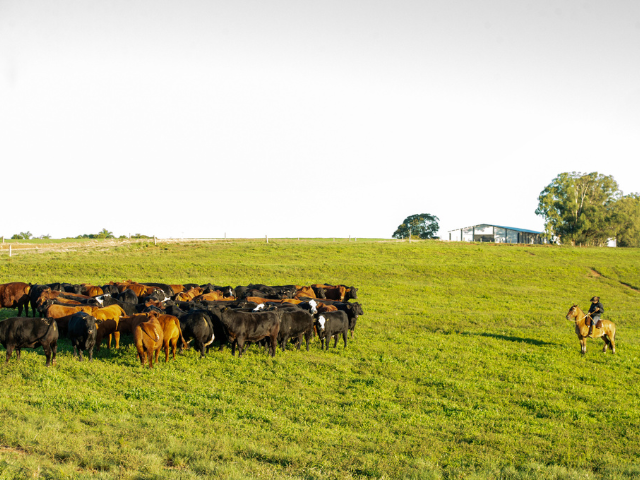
[447, 224, 547, 244]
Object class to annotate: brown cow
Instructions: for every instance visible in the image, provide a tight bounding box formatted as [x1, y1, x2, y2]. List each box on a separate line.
[175, 287, 204, 302]
[92, 305, 127, 350]
[246, 297, 302, 306]
[82, 285, 104, 297]
[169, 284, 185, 295]
[295, 286, 316, 299]
[0, 282, 31, 316]
[116, 313, 151, 335]
[133, 315, 164, 368]
[312, 285, 347, 301]
[193, 291, 235, 302]
[155, 314, 188, 361]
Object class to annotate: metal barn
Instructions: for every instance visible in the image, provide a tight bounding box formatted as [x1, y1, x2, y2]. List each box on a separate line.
[447, 224, 546, 244]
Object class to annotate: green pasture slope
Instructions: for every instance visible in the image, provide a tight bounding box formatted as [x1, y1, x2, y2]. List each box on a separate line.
[0, 239, 639, 480]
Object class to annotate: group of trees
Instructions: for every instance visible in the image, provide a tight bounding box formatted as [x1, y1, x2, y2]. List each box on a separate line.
[536, 172, 640, 247]
[10, 232, 50, 240]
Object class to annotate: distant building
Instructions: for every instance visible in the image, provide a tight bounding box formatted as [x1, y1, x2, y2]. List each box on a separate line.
[447, 224, 547, 244]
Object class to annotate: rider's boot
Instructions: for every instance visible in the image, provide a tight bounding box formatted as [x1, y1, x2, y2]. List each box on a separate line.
[587, 324, 594, 338]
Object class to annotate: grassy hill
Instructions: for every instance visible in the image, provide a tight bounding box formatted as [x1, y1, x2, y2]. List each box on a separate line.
[0, 239, 639, 479]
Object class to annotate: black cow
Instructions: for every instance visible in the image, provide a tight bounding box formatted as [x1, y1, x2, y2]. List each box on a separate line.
[62, 283, 83, 294]
[114, 289, 138, 306]
[29, 284, 51, 317]
[334, 302, 364, 338]
[179, 311, 215, 358]
[0, 317, 59, 366]
[101, 284, 120, 295]
[315, 311, 348, 350]
[219, 308, 281, 357]
[276, 307, 314, 351]
[68, 312, 97, 361]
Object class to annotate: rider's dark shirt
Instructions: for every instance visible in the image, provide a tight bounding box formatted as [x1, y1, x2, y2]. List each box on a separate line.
[588, 301, 604, 316]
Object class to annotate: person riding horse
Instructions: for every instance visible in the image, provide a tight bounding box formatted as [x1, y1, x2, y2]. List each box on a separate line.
[587, 296, 604, 337]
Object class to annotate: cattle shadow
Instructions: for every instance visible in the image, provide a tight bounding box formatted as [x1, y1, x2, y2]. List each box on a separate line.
[473, 333, 556, 346]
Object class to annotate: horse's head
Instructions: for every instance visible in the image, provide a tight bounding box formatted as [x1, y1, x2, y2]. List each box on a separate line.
[566, 304, 579, 321]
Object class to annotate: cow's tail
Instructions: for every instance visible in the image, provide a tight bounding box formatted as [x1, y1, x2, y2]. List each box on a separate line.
[140, 323, 160, 341]
[176, 319, 189, 349]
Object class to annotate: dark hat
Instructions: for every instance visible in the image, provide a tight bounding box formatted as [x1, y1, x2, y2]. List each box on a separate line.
[590, 296, 600, 302]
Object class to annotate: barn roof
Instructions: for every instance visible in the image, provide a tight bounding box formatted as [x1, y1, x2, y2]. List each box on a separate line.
[448, 224, 544, 235]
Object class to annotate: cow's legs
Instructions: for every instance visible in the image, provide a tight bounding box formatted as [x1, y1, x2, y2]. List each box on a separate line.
[343, 331, 347, 348]
[43, 345, 52, 366]
[88, 346, 93, 361]
[78, 348, 84, 361]
[5, 345, 14, 363]
[15, 348, 21, 361]
[73, 345, 79, 359]
[270, 335, 277, 357]
[333, 334, 338, 348]
[114, 331, 120, 349]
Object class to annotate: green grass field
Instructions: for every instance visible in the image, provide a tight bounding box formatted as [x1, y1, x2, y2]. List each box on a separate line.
[0, 239, 639, 479]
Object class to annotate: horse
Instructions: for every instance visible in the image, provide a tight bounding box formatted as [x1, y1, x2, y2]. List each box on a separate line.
[565, 304, 616, 355]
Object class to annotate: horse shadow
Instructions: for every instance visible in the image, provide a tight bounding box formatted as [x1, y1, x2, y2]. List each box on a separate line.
[473, 333, 556, 346]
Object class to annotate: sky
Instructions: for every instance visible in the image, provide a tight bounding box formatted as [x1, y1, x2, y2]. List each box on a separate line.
[1, 0, 639, 239]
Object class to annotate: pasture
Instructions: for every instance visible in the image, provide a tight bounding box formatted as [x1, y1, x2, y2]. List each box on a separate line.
[0, 239, 639, 479]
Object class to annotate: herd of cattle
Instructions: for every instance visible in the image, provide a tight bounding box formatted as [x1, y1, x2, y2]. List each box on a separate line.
[0, 280, 363, 367]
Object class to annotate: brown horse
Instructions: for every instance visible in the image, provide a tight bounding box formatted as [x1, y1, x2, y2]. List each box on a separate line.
[566, 304, 616, 355]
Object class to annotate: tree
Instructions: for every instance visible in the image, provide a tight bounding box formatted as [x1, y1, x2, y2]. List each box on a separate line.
[612, 194, 640, 247]
[392, 213, 439, 239]
[96, 228, 114, 239]
[536, 172, 622, 246]
[11, 231, 33, 240]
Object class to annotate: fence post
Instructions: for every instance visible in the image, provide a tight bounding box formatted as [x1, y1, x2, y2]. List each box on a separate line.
[266, 235, 268, 244]
[1, 236, 3, 243]
[154, 236, 157, 246]
[9, 245, 11, 257]
[349, 235, 351, 241]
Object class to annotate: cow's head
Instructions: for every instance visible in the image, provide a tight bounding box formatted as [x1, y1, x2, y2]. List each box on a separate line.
[308, 299, 318, 314]
[316, 315, 326, 333]
[314, 287, 327, 299]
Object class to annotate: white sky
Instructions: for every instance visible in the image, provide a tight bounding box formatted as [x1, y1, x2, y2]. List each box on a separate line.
[1, 0, 639, 239]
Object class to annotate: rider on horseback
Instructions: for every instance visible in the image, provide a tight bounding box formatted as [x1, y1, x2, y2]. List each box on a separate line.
[587, 296, 604, 338]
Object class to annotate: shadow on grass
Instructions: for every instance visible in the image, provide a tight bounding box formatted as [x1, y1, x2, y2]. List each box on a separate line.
[473, 333, 557, 346]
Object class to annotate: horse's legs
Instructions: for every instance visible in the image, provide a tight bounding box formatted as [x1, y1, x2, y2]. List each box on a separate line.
[609, 332, 616, 354]
[602, 337, 609, 353]
[580, 337, 587, 355]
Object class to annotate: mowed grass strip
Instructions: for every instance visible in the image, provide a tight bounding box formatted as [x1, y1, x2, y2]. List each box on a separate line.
[0, 239, 639, 479]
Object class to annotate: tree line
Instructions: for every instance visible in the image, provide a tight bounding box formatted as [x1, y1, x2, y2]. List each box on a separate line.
[8, 229, 152, 240]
